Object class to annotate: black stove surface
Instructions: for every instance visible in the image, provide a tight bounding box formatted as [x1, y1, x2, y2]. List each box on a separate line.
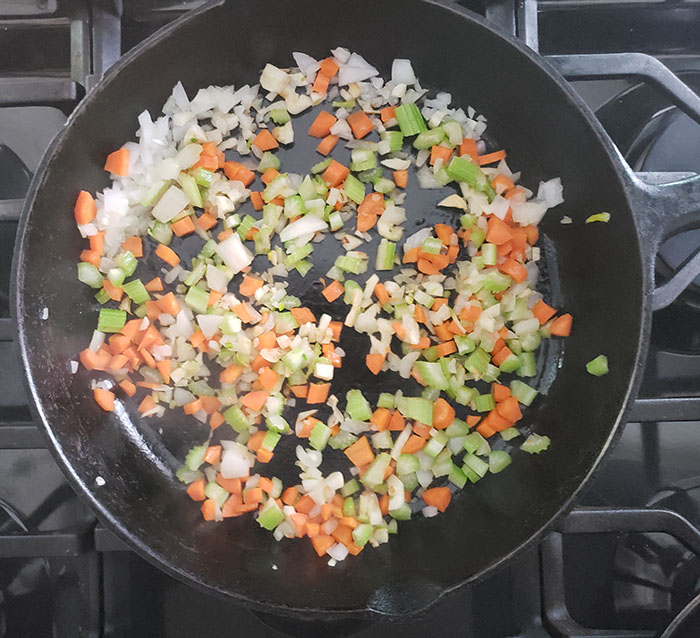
[3, 1, 700, 637]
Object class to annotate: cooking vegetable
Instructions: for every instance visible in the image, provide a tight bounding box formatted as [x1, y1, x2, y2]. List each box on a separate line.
[73, 47, 579, 565]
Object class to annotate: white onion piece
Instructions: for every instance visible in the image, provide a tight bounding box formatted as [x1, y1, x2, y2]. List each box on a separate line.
[151, 185, 190, 222]
[216, 233, 253, 272]
[196, 314, 223, 339]
[338, 53, 378, 86]
[292, 52, 320, 79]
[221, 443, 253, 479]
[391, 59, 416, 85]
[88, 330, 105, 353]
[279, 215, 327, 242]
[387, 474, 406, 511]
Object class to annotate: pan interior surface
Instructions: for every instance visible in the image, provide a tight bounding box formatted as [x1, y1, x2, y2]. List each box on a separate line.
[14, 0, 643, 618]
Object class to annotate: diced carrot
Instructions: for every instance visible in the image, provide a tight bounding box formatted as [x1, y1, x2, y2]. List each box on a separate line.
[323, 343, 342, 367]
[402, 434, 426, 454]
[155, 243, 180, 267]
[155, 291, 179, 316]
[550, 313, 573, 337]
[499, 258, 528, 283]
[378, 493, 390, 516]
[144, 277, 163, 292]
[433, 397, 456, 429]
[216, 364, 241, 387]
[478, 150, 507, 166]
[295, 494, 315, 515]
[322, 280, 344, 303]
[357, 211, 377, 232]
[256, 330, 277, 350]
[492, 383, 511, 403]
[476, 423, 496, 439]
[410, 336, 431, 350]
[332, 523, 354, 547]
[492, 346, 514, 367]
[200, 396, 221, 415]
[250, 191, 264, 211]
[434, 224, 454, 245]
[223, 161, 255, 186]
[199, 499, 216, 521]
[244, 487, 263, 505]
[496, 397, 523, 424]
[309, 111, 338, 138]
[121, 235, 143, 258]
[380, 106, 396, 123]
[523, 225, 539, 245]
[482, 410, 511, 432]
[189, 331, 206, 351]
[289, 385, 308, 400]
[241, 391, 269, 412]
[413, 422, 432, 438]
[393, 169, 408, 188]
[206, 290, 222, 307]
[358, 192, 385, 216]
[239, 275, 263, 297]
[260, 167, 280, 184]
[466, 415, 481, 427]
[363, 352, 386, 376]
[374, 282, 389, 304]
[74, 190, 97, 225]
[108, 353, 128, 371]
[93, 388, 115, 412]
[417, 258, 441, 275]
[532, 300, 557, 325]
[156, 359, 171, 384]
[80, 249, 101, 267]
[435, 340, 457, 357]
[430, 145, 453, 166]
[370, 407, 391, 431]
[311, 534, 335, 557]
[422, 487, 452, 512]
[119, 379, 136, 397]
[104, 147, 130, 176]
[196, 212, 218, 231]
[256, 477, 274, 495]
[486, 216, 513, 245]
[344, 436, 375, 467]
[312, 71, 330, 95]
[319, 57, 339, 77]
[252, 129, 279, 151]
[186, 479, 206, 502]
[458, 138, 478, 162]
[329, 321, 343, 341]
[89, 230, 105, 254]
[201, 445, 221, 466]
[434, 323, 453, 342]
[210, 411, 225, 429]
[221, 494, 243, 518]
[217, 473, 243, 493]
[492, 174, 515, 194]
[388, 410, 405, 431]
[402, 247, 419, 263]
[282, 487, 299, 506]
[307, 383, 330, 404]
[460, 304, 482, 322]
[217, 228, 233, 242]
[316, 134, 339, 156]
[321, 503, 334, 521]
[346, 110, 374, 139]
[246, 431, 266, 453]
[290, 307, 316, 325]
[258, 367, 280, 392]
[321, 159, 350, 188]
[414, 306, 426, 323]
[183, 399, 203, 415]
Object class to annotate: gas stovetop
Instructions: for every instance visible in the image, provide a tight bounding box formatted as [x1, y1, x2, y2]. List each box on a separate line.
[3, 1, 700, 637]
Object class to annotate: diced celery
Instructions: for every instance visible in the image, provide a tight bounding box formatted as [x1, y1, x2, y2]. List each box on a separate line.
[78, 262, 104, 289]
[521, 433, 551, 454]
[510, 380, 538, 406]
[586, 354, 609, 377]
[352, 523, 374, 548]
[185, 444, 207, 471]
[500, 427, 521, 441]
[448, 463, 468, 488]
[122, 279, 150, 305]
[465, 347, 490, 376]
[346, 389, 372, 421]
[377, 392, 395, 409]
[415, 361, 449, 391]
[517, 351, 537, 377]
[205, 482, 229, 507]
[309, 422, 331, 451]
[413, 128, 445, 150]
[350, 148, 376, 172]
[463, 452, 489, 478]
[95, 288, 110, 304]
[389, 503, 412, 521]
[97, 308, 126, 333]
[149, 221, 173, 246]
[177, 172, 202, 208]
[396, 453, 421, 475]
[454, 334, 476, 355]
[396, 396, 433, 426]
[262, 430, 281, 451]
[328, 430, 358, 450]
[376, 239, 396, 271]
[258, 151, 280, 172]
[344, 174, 365, 204]
[394, 103, 427, 136]
[224, 405, 250, 433]
[373, 177, 395, 194]
[361, 453, 392, 489]
[464, 431, 490, 456]
[481, 243, 498, 266]
[446, 418, 470, 438]
[257, 499, 285, 530]
[343, 497, 357, 517]
[341, 479, 360, 497]
[311, 157, 332, 174]
[489, 450, 512, 473]
[371, 430, 393, 450]
[185, 285, 209, 315]
[270, 109, 290, 125]
[424, 431, 448, 458]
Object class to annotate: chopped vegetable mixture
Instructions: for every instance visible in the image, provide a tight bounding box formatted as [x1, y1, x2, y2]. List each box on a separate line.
[73, 48, 575, 565]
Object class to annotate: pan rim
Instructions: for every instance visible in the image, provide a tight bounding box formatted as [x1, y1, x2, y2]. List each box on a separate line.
[11, 0, 649, 619]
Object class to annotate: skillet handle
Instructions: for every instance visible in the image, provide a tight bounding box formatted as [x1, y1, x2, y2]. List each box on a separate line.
[545, 52, 700, 310]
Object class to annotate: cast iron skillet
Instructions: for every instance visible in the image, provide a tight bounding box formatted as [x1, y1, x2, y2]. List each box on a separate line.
[12, 0, 700, 621]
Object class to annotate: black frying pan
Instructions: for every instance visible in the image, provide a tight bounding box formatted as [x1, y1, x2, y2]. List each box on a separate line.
[12, 0, 700, 622]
